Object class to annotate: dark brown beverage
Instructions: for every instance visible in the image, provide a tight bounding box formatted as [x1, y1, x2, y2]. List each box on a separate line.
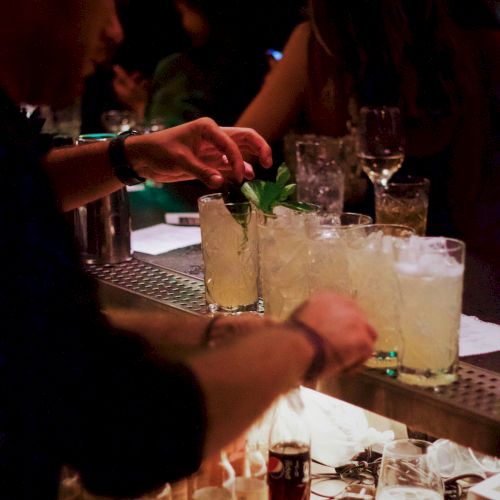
[268, 441, 310, 500]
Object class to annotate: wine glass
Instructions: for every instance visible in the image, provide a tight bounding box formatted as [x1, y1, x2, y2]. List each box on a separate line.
[356, 106, 404, 189]
[377, 439, 444, 499]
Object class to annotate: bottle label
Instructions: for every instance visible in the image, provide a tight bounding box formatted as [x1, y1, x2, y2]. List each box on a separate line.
[268, 442, 310, 500]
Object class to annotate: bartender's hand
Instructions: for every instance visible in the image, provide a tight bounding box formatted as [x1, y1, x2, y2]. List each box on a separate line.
[126, 118, 273, 188]
[290, 292, 377, 376]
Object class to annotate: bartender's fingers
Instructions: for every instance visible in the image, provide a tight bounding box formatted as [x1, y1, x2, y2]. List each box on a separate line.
[216, 158, 256, 180]
[176, 148, 226, 188]
[222, 127, 273, 168]
[243, 161, 255, 179]
[197, 118, 245, 183]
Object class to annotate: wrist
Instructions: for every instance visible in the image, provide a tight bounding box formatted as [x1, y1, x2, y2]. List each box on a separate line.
[108, 130, 145, 186]
[202, 315, 225, 349]
[286, 317, 327, 382]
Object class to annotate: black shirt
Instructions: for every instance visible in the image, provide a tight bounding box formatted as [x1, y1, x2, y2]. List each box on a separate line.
[0, 90, 206, 499]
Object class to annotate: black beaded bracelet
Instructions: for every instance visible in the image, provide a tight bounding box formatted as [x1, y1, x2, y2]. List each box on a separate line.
[287, 317, 327, 382]
[202, 315, 225, 348]
[108, 130, 146, 186]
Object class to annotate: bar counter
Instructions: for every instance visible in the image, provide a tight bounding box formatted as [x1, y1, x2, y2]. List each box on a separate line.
[82, 189, 500, 460]
[87, 241, 500, 457]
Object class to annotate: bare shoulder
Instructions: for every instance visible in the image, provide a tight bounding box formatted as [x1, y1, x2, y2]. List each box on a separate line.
[281, 21, 311, 68]
[287, 21, 311, 46]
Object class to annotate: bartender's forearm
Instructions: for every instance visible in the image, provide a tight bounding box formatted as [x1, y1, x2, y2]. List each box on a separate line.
[104, 309, 208, 360]
[188, 324, 314, 458]
[42, 142, 123, 211]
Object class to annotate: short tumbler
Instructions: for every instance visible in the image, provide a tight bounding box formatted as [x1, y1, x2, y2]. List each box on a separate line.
[375, 176, 430, 236]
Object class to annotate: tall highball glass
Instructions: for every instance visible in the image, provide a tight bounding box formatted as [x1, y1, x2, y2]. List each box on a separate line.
[258, 205, 319, 320]
[394, 237, 465, 387]
[306, 213, 372, 296]
[344, 224, 415, 370]
[198, 193, 258, 313]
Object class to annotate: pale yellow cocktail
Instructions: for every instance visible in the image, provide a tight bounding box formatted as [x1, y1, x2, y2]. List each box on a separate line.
[199, 194, 258, 313]
[395, 237, 465, 387]
[345, 224, 414, 369]
[307, 213, 372, 296]
[258, 206, 317, 320]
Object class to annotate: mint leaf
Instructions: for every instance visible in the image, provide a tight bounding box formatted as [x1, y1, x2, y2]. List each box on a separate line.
[241, 181, 262, 207]
[259, 183, 283, 213]
[241, 163, 304, 214]
[276, 164, 291, 187]
[281, 201, 316, 212]
[279, 183, 296, 201]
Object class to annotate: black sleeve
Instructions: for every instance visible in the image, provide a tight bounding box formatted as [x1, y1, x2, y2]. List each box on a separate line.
[0, 126, 207, 498]
[60, 327, 207, 497]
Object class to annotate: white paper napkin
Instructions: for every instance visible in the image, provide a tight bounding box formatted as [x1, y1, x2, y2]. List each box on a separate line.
[131, 223, 201, 255]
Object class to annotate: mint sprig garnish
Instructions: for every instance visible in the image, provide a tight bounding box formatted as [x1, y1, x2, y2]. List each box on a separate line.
[241, 164, 311, 215]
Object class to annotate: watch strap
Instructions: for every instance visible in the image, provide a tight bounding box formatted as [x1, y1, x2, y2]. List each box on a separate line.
[109, 130, 145, 186]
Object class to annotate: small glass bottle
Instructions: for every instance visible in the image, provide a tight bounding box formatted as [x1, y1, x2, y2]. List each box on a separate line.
[267, 389, 311, 500]
[231, 440, 268, 500]
[192, 451, 236, 499]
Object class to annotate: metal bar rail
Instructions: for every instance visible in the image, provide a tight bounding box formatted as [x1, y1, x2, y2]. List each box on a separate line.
[86, 257, 500, 456]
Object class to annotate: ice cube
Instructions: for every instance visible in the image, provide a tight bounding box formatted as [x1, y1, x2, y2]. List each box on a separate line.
[364, 230, 384, 251]
[423, 236, 448, 252]
[272, 205, 295, 217]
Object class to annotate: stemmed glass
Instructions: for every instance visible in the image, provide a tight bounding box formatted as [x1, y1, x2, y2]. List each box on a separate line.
[377, 439, 444, 499]
[356, 106, 404, 190]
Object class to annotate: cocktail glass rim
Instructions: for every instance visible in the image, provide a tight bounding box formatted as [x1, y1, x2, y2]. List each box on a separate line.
[395, 236, 465, 258]
[316, 212, 373, 227]
[255, 202, 321, 223]
[384, 175, 430, 188]
[383, 438, 434, 458]
[198, 192, 252, 209]
[342, 223, 416, 237]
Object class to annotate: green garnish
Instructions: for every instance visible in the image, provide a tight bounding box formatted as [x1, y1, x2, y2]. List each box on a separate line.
[241, 164, 311, 215]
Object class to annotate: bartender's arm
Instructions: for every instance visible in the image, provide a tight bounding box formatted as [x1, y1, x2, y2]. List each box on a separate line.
[104, 291, 375, 459]
[41, 118, 272, 211]
[103, 308, 267, 360]
[189, 292, 376, 458]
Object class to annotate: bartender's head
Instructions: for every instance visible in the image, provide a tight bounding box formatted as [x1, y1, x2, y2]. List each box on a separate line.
[0, 0, 122, 106]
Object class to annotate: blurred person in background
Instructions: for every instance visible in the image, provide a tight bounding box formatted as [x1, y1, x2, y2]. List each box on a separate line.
[114, 0, 306, 209]
[0, 1, 377, 498]
[82, 0, 187, 134]
[115, 0, 305, 128]
[237, 0, 500, 320]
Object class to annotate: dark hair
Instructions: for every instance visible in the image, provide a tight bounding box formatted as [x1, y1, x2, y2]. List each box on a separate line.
[178, 0, 306, 124]
[309, 0, 497, 117]
[179, 0, 304, 52]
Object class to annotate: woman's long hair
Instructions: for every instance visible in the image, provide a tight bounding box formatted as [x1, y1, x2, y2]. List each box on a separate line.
[308, 0, 489, 118]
